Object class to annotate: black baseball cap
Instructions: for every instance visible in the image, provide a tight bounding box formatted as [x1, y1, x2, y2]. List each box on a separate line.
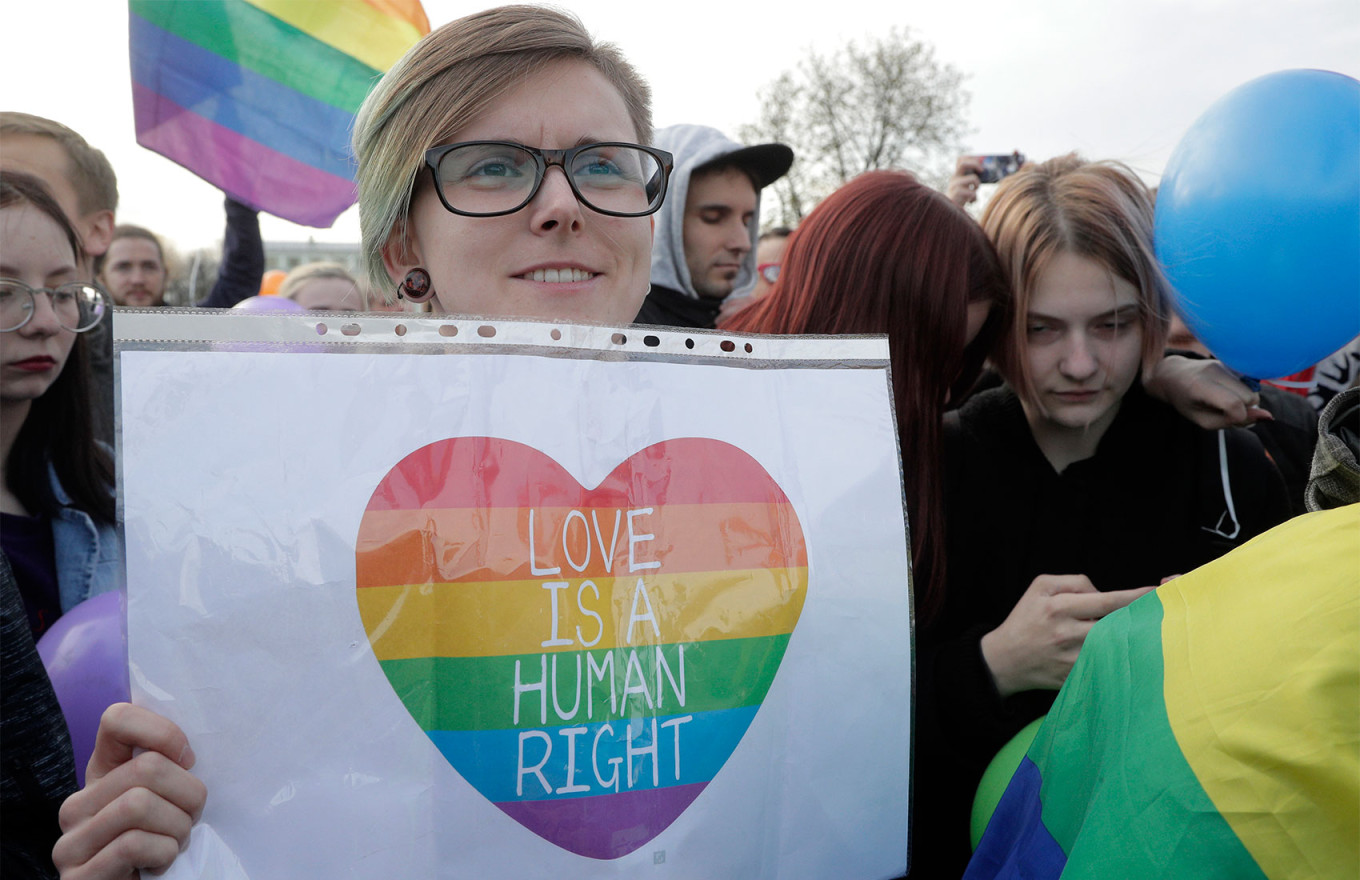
[697, 142, 795, 189]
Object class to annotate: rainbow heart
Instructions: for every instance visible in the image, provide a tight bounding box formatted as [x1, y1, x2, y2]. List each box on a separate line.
[355, 437, 807, 859]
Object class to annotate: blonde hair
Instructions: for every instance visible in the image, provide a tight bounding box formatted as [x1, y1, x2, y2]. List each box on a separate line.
[353, 4, 653, 297]
[980, 154, 1171, 406]
[0, 112, 119, 216]
[279, 261, 358, 301]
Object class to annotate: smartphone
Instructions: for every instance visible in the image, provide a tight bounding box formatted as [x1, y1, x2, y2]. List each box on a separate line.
[969, 152, 1025, 184]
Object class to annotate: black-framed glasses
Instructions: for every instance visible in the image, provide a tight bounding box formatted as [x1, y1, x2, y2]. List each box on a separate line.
[424, 141, 673, 218]
[0, 278, 107, 333]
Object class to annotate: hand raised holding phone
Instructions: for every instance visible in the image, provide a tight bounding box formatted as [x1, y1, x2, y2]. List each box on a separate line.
[946, 151, 1025, 208]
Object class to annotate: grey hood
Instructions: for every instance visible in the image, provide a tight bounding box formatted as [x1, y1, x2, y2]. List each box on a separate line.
[649, 124, 772, 300]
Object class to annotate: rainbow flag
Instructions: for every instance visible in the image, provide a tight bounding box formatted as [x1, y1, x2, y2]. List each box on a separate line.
[128, 0, 429, 227]
[966, 504, 1360, 879]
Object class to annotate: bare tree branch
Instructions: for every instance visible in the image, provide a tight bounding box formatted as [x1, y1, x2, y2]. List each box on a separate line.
[744, 28, 970, 226]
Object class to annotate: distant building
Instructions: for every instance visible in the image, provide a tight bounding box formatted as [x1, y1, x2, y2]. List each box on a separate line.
[264, 239, 363, 276]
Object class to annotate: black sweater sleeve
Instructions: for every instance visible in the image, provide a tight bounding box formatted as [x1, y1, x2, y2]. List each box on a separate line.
[196, 197, 265, 308]
[0, 552, 76, 878]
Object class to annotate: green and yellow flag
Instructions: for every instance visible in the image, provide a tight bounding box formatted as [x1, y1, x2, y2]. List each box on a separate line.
[968, 504, 1360, 879]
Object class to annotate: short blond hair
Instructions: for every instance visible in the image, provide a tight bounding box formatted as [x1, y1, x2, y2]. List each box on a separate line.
[0, 112, 118, 216]
[980, 154, 1171, 406]
[353, 4, 653, 297]
[279, 261, 358, 301]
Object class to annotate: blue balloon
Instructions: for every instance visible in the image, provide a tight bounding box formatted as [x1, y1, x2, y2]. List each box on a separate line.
[1155, 69, 1360, 380]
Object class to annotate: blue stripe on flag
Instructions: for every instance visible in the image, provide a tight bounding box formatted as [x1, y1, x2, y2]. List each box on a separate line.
[964, 756, 1068, 879]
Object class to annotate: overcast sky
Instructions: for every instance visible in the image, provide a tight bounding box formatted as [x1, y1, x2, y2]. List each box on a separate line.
[4, 0, 1357, 253]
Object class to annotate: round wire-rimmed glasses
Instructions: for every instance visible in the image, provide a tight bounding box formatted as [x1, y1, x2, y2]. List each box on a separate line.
[424, 141, 674, 218]
[0, 278, 108, 333]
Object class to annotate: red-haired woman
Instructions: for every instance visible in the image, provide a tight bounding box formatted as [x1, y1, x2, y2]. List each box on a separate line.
[723, 169, 1010, 622]
[723, 171, 1010, 878]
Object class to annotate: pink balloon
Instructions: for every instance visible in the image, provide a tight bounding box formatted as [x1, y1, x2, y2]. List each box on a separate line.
[232, 295, 306, 313]
[36, 590, 130, 786]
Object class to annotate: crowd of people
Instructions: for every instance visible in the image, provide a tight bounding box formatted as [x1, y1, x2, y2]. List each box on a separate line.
[1, 4, 1356, 878]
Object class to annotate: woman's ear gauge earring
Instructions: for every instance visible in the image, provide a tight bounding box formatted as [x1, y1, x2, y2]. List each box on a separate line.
[398, 268, 435, 303]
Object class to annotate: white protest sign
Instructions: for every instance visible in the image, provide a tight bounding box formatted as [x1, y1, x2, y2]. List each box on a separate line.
[116, 311, 912, 879]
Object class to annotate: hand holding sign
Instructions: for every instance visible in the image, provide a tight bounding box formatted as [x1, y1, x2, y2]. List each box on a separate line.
[52, 703, 205, 877]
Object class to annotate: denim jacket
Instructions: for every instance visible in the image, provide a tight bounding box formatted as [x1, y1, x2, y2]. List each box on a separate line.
[48, 466, 123, 612]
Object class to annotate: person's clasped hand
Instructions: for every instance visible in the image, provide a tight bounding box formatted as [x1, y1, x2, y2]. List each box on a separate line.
[52, 703, 205, 879]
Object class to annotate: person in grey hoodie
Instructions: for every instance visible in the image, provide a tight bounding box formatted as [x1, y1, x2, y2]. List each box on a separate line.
[635, 124, 792, 328]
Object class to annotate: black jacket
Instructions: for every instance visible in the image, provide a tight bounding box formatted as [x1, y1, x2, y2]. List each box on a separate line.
[633, 283, 724, 330]
[909, 382, 1291, 877]
[1, 552, 77, 879]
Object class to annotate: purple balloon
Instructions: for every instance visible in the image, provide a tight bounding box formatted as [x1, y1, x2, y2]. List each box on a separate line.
[232, 295, 306, 313]
[36, 590, 130, 787]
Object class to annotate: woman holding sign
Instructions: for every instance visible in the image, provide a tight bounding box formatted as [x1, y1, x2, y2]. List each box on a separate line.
[54, 6, 670, 877]
[352, 9, 665, 322]
[916, 155, 1292, 874]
